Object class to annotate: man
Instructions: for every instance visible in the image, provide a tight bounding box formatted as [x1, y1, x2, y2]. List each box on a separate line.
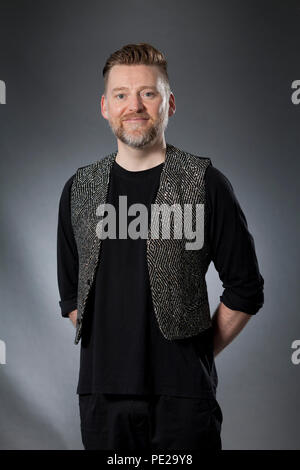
[57, 43, 264, 451]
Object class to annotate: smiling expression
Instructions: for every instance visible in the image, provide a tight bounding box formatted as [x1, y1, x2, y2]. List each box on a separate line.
[101, 64, 175, 148]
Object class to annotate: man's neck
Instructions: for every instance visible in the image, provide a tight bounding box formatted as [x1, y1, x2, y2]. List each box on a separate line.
[115, 139, 167, 172]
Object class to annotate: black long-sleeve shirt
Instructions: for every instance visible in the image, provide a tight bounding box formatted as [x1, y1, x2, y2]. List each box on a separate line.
[57, 157, 264, 398]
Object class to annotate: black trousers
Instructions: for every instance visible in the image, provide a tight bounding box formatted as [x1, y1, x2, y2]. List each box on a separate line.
[79, 393, 223, 451]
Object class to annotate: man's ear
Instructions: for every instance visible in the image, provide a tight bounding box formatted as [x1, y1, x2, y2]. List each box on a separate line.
[168, 92, 176, 117]
[101, 94, 108, 120]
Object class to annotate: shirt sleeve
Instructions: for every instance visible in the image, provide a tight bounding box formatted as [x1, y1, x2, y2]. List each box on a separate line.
[56, 174, 79, 318]
[204, 165, 264, 315]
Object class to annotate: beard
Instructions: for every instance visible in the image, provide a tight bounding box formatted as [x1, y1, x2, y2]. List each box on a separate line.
[107, 109, 169, 149]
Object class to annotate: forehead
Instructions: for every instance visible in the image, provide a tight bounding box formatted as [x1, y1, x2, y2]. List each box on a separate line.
[107, 64, 163, 89]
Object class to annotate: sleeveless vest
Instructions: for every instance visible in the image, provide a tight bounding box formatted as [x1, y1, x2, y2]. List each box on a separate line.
[70, 143, 212, 345]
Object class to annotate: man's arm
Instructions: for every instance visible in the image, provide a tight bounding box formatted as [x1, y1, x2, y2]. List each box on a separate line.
[205, 165, 264, 356]
[211, 302, 252, 358]
[57, 174, 79, 327]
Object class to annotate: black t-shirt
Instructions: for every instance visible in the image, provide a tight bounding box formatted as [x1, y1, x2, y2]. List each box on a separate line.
[57, 156, 264, 398]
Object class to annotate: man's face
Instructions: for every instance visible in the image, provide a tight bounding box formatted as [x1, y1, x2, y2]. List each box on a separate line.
[101, 64, 175, 149]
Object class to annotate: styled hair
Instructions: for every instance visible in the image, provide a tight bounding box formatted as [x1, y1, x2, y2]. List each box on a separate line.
[102, 43, 171, 97]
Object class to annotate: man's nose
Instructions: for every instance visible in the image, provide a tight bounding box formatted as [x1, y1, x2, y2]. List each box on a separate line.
[128, 94, 145, 112]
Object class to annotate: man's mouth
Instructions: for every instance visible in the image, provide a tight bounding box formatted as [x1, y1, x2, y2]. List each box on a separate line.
[124, 118, 149, 121]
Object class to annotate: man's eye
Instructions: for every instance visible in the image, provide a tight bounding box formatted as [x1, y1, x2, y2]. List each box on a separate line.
[115, 92, 155, 100]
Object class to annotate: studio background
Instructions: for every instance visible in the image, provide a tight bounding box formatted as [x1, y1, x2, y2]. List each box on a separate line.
[0, 0, 299, 450]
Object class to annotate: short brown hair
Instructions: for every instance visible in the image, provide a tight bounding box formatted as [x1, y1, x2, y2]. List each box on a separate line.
[102, 43, 171, 97]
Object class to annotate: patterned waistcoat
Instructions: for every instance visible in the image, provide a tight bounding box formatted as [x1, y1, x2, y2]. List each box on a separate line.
[70, 143, 212, 345]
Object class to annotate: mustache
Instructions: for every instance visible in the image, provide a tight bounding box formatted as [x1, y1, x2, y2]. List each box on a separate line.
[122, 115, 149, 120]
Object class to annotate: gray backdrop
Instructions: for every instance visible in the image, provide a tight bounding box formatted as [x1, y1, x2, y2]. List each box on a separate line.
[0, 0, 299, 450]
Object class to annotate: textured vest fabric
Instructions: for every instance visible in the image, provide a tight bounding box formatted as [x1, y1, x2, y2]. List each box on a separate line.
[70, 143, 212, 345]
